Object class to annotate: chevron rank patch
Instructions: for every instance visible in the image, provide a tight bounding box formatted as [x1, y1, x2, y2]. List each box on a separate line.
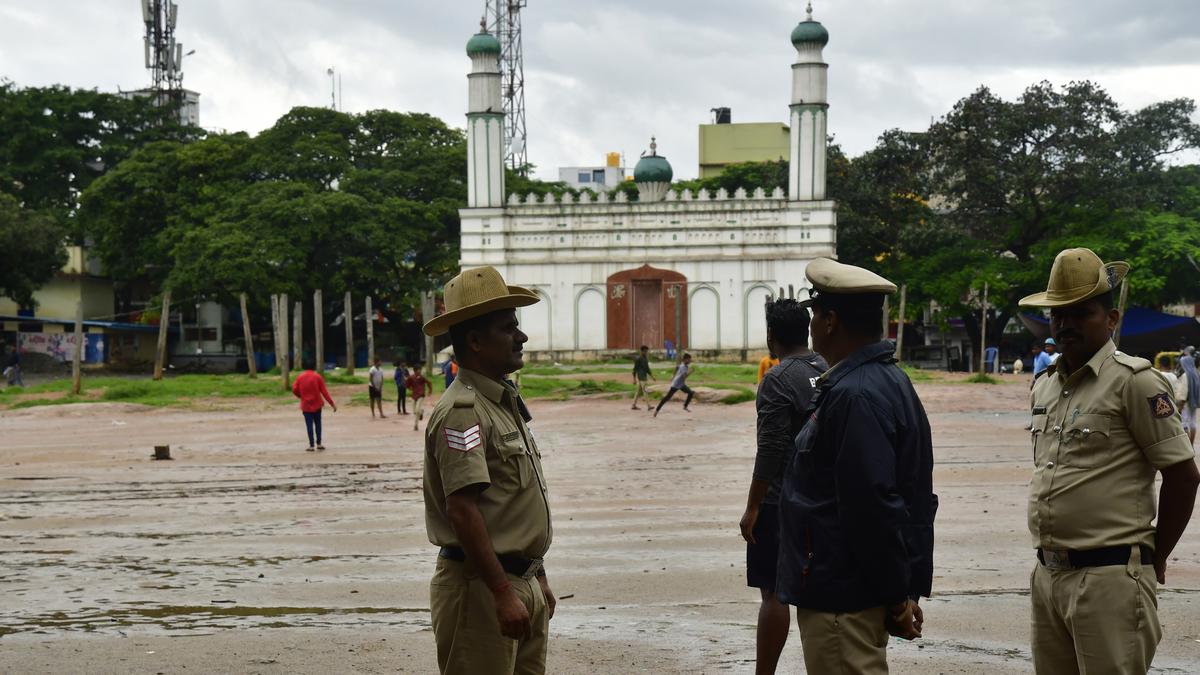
[445, 424, 482, 452]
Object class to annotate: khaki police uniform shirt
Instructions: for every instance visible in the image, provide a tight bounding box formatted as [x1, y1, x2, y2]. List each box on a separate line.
[1029, 340, 1195, 550]
[423, 367, 552, 559]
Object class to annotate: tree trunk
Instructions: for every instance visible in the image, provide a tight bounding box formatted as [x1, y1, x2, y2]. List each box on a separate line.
[240, 293, 257, 378]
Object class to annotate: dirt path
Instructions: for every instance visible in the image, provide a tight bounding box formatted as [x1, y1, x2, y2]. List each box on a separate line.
[1, 378, 1198, 673]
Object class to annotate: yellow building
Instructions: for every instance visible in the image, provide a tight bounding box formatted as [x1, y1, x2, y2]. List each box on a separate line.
[698, 121, 790, 178]
[0, 247, 162, 366]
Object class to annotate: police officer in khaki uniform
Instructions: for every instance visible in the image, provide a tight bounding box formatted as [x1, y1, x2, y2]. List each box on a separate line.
[1021, 248, 1199, 674]
[422, 266, 555, 675]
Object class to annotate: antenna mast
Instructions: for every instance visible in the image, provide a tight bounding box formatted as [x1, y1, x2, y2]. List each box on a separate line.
[141, 0, 186, 118]
[485, 0, 528, 174]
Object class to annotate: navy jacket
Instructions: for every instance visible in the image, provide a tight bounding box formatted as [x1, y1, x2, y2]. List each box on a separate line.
[776, 341, 937, 612]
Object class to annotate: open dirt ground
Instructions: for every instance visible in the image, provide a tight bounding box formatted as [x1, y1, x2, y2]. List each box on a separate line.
[2, 375, 1198, 673]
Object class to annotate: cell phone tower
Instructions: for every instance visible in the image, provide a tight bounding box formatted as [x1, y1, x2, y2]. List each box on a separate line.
[141, 0, 186, 114]
[485, 0, 528, 174]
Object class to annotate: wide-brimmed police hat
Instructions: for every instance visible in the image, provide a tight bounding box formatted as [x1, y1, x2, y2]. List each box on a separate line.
[1019, 248, 1128, 308]
[422, 266, 540, 337]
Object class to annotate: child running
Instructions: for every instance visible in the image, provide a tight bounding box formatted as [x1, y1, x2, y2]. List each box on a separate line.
[405, 363, 432, 431]
[654, 353, 695, 417]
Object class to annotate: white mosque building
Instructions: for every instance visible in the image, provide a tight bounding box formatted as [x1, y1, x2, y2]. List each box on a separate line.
[457, 9, 837, 359]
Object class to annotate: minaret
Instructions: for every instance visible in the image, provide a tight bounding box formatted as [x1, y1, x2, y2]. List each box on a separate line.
[466, 21, 505, 208]
[788, 2, 830, 201]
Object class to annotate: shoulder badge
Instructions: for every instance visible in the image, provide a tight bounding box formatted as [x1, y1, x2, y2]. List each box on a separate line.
[445, 424, 482, 452]
[1147, 393, 1175, 419]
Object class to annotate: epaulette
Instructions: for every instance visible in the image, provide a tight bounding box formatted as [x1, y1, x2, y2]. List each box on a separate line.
[450, 386, 477, 409]
[1112, 350, 1151, 373]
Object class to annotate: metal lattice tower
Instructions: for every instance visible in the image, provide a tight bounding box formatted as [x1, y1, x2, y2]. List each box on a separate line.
[485, 0, 528, 174]
[140, 0, 186, 114]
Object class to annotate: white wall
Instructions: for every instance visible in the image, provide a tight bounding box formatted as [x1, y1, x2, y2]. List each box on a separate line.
[575, 287, 606, 349]
[689, 286, 721, 349]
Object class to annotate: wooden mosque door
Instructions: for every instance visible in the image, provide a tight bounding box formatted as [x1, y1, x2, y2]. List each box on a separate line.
[632, 280, 663, 350]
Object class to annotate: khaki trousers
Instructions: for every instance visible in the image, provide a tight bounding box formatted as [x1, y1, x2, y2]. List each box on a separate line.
[796, 606, 889, 674]
[632, 380, 649, 407]
[1030, 548, 1161, 675]
[412, 395, 425, 430]
[430, 557, 549, 675]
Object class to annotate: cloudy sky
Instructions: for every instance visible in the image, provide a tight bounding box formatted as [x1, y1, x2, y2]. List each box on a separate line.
[2, 1, 1198, 180]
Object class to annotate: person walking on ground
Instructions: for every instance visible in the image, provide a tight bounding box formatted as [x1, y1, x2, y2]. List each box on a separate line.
[1020, 248, 1199, 673]
[1033, 338, 1059, 378]
[394, 361, 409, 415]
[406, 363, 432, 431]
[368, 358, 387, 419]
[631, 345, 656, 410]
[756, 352, 779, 384]
[1180, 346, 1199, 446]
[421, 265, 555, 675]
[739, 299, 826, 674]
[653, 353, 694, 417]
[293, 360, 337, 451]
[4, 348, 23, 387]
[441, 355, 459, 389]
[776, 258, 936, 674]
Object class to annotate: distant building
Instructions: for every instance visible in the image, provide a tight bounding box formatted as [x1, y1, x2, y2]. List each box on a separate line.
[558, 153, 626, 191]
[0, 247, 165, 366]
[457, 8, 836, 358]
[698, 115, 790, 178]
[118, 87, 201, 127]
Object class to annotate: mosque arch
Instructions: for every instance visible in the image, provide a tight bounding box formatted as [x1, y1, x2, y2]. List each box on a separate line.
[688, 284, 721, 350]
[574, 286, 606, 350]
[743, 284, 774, 349]
[519, 288, 552, 351]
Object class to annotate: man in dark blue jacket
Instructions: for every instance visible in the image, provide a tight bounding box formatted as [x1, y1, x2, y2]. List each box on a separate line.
[777, 258, 937, 674]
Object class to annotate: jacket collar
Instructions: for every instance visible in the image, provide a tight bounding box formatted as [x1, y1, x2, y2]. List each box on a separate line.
[818, 340, 896, 391]
[457, 367, 510, 404]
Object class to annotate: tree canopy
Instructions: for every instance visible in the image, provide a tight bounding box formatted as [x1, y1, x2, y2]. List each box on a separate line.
[78, 106, 466, 315]
[0, 193, 67, 308]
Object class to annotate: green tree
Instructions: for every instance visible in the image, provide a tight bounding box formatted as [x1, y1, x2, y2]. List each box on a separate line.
[0, 81, 200, 235]
[0, 193, 67, 307]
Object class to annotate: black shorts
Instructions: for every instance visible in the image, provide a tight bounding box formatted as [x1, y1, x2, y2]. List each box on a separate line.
[746, 502, 781, 590]
[368, 385, 382, 400]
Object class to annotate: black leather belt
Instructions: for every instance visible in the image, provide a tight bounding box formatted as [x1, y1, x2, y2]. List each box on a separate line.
[439, 546, 544, 579]
[1037, 544, 1153, 570]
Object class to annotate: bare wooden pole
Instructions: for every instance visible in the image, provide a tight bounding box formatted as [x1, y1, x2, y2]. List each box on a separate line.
[153, 290, 171, 381]
[293, 300, 303, 372]
[71, 301, 83, 395]
[270, 294, 281, 370]
[422, 291, 435, 380]
[279, 293, 290, 390]
[240, 293, 257, 378]
[344, 291, 355, 375]
[314, 290, 324, 373]
[365, 295, 375, 366]
[881, 295, 890, 341]
[979, 282, 989, 374]
[1113, 280, 1131, 347]
[895, 284, 908, 362]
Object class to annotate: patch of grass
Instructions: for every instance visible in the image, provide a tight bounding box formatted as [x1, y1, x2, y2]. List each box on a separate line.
[720, 387, 758, 405]
[517, 376, 629, 401]
[8, 395, 85, 410]
[323, 373, 367, 385]
[0, 374, 294, 410]
[900, 364, 936, 382]
[965, 372, 1000, 384]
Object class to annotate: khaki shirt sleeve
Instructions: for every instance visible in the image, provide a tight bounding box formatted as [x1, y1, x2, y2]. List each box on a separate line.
[433, 407, 491, 496]
[1123, 368, 1196, 469]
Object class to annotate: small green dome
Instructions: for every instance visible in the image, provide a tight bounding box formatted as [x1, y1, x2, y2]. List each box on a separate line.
[634, 155, 673, 184]
[466, 31, 501, 57]
[790, 20, 829, 47]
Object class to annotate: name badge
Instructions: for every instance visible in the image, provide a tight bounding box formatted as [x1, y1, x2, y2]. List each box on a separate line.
[501, 431, 520, 443]
[1032, 405, 1047, 415]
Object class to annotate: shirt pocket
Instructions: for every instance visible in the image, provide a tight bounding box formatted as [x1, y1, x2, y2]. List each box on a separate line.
[496, 439, 530, 489]
[1060, 413, 1111, 469]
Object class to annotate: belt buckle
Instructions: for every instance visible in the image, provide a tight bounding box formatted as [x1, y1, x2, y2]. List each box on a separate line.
[522, 558, 543, 579]
[1041, 547, 1073, 570]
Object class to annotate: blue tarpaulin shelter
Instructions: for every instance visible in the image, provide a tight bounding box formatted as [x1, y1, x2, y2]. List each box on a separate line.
[1019, 307, 1200, 358]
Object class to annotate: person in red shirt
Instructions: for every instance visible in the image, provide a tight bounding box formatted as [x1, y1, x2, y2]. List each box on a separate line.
[292, 360, 337, 451]
[404, 362, 432, 431]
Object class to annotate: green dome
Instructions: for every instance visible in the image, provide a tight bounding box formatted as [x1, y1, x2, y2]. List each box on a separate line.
[634, 154, 673, 183]
[790, 20, 829, 47]
[466, 31, 501, 56]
